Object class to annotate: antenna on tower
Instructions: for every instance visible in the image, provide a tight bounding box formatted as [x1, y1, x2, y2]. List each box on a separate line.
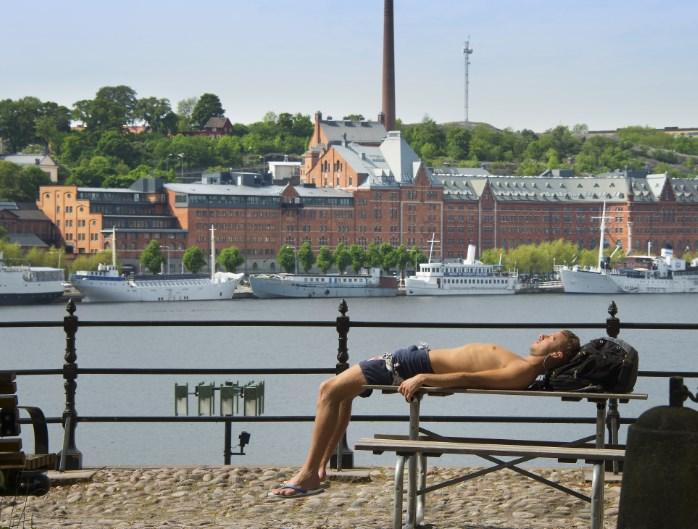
[463, 37, 473, 125]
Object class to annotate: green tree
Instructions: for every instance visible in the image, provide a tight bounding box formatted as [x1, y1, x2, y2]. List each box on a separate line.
[217, 246, 245, 272]
[394, 244, 411, 278]
[445, 126, 472, 161]
[333, 243, 352, 273]
[183, 246, 206, 273]
[342, 114, 365, 121]
[316, 246, 334, 273]
[73, 85, 138, 133]
[408, 245, 428, 271]
[176, 97, 198, 132]
[297, 241, 314, 273]
[277, 245, 296, 273]
[135, 97, 177, 134]
[378, 242, 397, 272]
[0, 161, 50, 201]
[349, 244, 366, 273]
[191, 93, 225, 129]
[140, 240, 164, 274]
[365, 243, 382, 268]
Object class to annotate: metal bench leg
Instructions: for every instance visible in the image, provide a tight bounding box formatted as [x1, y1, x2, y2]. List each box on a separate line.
[406, 396, 421, 529]
[591, 401, 607, 529]
[416, 453, 427, 525]
[394, 456, 406, 529]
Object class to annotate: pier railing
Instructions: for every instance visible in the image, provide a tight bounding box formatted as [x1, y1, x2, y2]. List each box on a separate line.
[2, 299, 697, 470]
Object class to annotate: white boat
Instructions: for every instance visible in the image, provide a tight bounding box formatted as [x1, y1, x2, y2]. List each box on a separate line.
[249, 268, 398, 298]
[71, 226, 243, 303]
[560, 203, 698, 294]
[405, 242, 519, 296]
[0, 254, 64, 305]
[560, 248, 698, 294]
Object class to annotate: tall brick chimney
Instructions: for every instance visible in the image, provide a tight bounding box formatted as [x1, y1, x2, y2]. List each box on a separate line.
[381, 0, 396, 132]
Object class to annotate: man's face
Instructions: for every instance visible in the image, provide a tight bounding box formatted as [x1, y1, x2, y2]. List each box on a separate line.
[530, 332, 566, 357]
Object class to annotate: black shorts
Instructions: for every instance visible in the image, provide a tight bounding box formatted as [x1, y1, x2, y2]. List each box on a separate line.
[358, 344, 432, 397]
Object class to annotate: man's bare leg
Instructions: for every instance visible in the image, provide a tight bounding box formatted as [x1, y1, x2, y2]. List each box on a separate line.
[271, 365, 366, 496]
[318, 396, 352, 480]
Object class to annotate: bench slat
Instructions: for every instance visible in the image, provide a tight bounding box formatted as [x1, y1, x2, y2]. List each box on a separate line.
[0, 438, 22, 452]
[0, 452, 26, 468]
[355, 437, 625, 461]
[24, 453, 56, 470]
[0, 395, 18, 410]
[0, 373, 16, 383]
[0, 382, 16, 394]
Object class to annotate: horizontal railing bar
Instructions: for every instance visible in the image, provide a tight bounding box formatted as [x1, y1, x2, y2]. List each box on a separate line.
[3, 320, 698, 330]
[23, 415, 639, 424]
[7, 369, 696, 378]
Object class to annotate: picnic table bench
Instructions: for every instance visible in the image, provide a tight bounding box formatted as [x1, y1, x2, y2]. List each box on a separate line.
[354, 385, 647, 529]
[0, 372, 55, 496]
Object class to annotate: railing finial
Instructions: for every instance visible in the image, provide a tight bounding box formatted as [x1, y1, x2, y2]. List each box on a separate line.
[606, 300, 620, 338]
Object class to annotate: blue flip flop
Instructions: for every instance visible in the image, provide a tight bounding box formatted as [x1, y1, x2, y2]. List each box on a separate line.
[268, 483, 325, 499]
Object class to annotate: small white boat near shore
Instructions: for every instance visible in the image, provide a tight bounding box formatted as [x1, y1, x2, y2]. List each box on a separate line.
[71, 226, 243, 303]
[0, 254, 64, 305]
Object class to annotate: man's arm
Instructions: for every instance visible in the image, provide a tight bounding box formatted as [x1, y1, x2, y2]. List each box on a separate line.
[398, 363, 536, 401]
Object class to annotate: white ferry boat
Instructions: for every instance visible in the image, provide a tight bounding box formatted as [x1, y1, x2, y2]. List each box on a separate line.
[405, 243, 519, 296]
[560, 203, 698, 294]
[0, 254, 64, 305]
[71, 227, 243, 303]
[249, 268, 398, 298]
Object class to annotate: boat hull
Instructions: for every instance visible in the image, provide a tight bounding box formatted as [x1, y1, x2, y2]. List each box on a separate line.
[249, 275, 398, 299]
[72, 276, 241, 303]
[0, 290, 64, 305]
[405, 279, 517, 296]
[559, 269, 622, 294]
[0, 266, 65, 305]
[560, 268, 698, 294]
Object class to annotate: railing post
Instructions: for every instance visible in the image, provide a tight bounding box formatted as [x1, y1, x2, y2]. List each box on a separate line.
[606, 300, 620, 338]
[331, 299, 354, 470]
[605, 300, 621, 473]
[59, 299, 83, 470]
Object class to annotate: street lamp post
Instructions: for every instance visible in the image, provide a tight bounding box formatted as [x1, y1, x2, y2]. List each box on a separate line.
[160, 245, 171, 274]
[177, 153, 185, 180]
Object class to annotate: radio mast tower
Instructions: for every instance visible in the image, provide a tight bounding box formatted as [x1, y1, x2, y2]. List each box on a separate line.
[463, 38, 473, 124]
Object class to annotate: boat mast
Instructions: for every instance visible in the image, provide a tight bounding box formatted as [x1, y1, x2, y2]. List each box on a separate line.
[595, 202, 607, 270]
[210, 224, 216, 280]
[111, 226, 117, 268]
[427, 233, 440, 263]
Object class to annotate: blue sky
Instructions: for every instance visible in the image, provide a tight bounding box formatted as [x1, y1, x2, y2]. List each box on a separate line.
[3, 0, 697, 131]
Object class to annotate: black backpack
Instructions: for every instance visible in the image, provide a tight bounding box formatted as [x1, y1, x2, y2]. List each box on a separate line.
[532, 336, 639, 393]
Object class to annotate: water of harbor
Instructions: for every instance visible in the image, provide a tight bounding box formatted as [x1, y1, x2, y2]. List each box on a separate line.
[1, 294, 695, 468]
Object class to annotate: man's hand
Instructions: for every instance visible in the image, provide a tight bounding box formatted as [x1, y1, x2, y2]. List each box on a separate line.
[399, 374, 425, 402]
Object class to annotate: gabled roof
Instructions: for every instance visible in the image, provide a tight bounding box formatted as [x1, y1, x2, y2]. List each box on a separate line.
[432, 166, 491, 177]
[440, 175, 635, 203]
[203, 117, 231, 129]
[320, 120, 386, 145]
[7, 233, 49, 248]
[379, 131, 422, 184]
[1, 154, 56, 166]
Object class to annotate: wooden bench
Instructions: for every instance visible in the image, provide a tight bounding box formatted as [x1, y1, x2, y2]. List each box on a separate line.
[354, 385, 647, 529]
[356, 435, 625, 529]
[1, 372, 55, 496]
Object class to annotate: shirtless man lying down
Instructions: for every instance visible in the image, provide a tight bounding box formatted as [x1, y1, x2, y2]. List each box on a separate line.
[269, 330, 580, 499]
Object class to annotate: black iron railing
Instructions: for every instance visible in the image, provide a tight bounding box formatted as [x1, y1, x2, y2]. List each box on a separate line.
[3, 299, 697, 470]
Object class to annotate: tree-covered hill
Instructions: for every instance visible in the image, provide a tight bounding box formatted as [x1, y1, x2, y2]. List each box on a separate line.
[1, 86, 696, 201]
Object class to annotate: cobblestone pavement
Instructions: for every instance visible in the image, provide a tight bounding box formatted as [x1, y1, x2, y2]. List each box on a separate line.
[0, 466, 621, 529]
